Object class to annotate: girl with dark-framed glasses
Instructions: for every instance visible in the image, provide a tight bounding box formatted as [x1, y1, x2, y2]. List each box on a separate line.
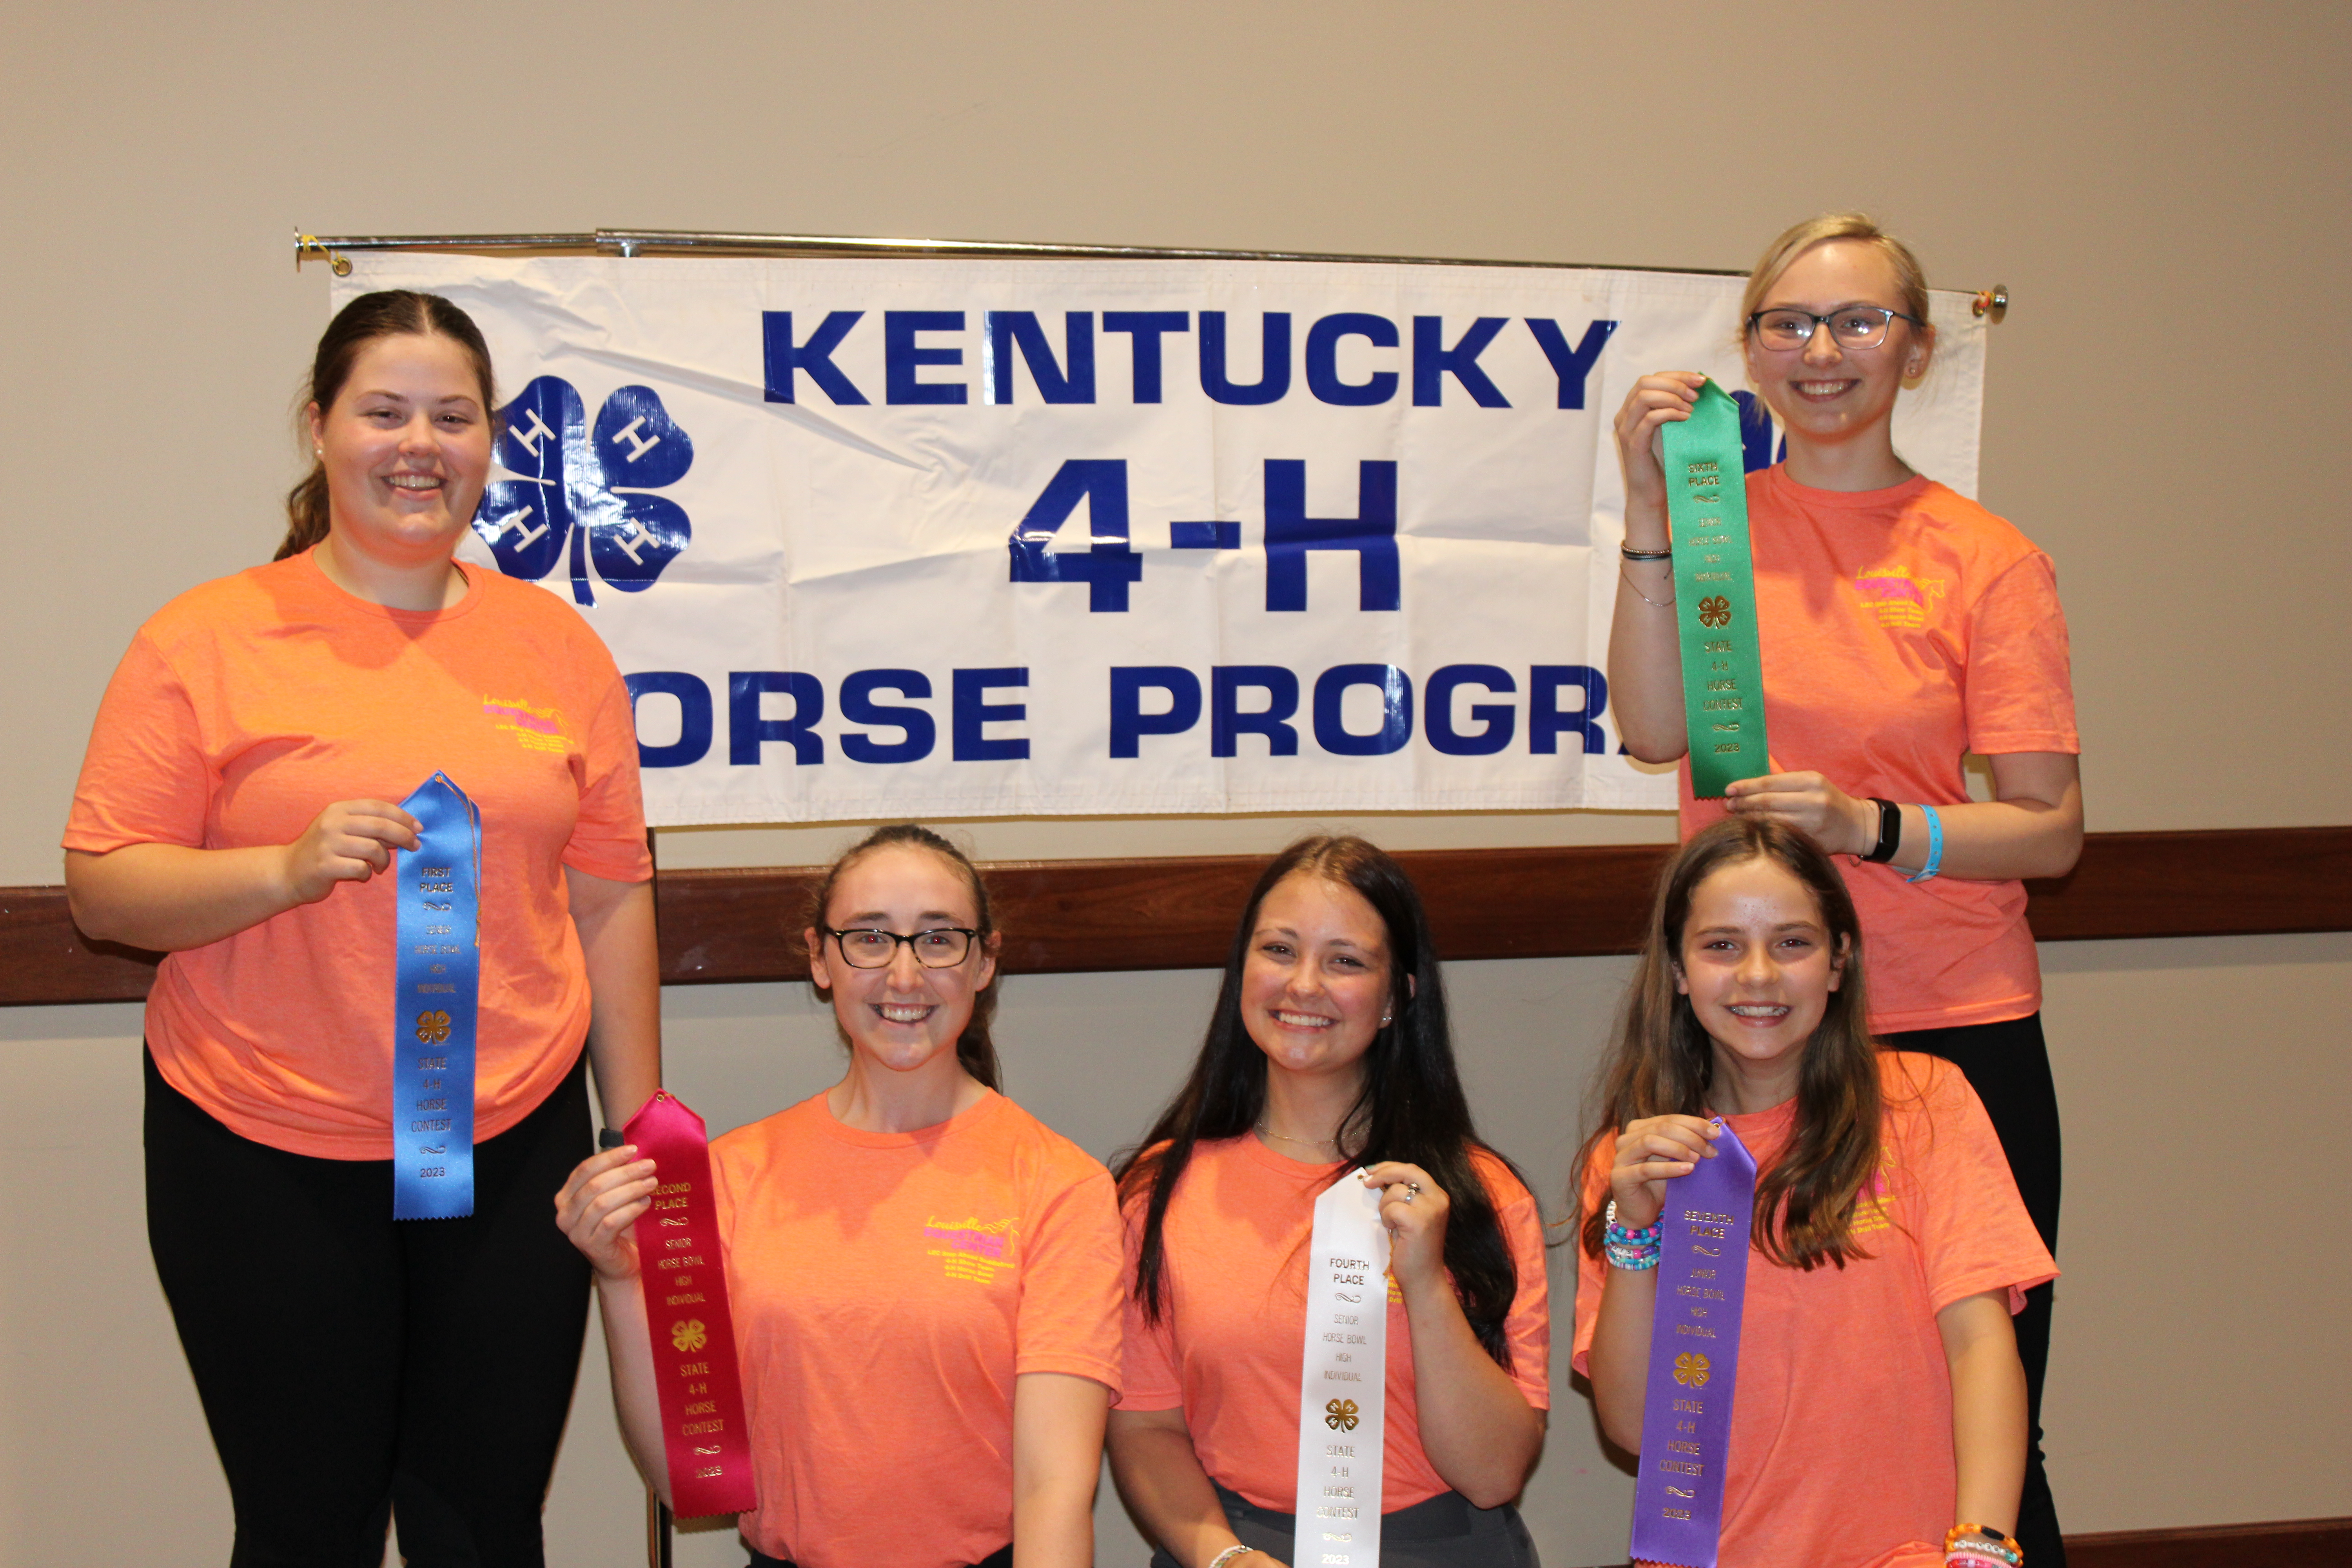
[558, 824, 1123, 1568]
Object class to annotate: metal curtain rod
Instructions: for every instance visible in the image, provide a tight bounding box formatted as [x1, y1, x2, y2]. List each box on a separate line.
[294, 227, 2011, 321]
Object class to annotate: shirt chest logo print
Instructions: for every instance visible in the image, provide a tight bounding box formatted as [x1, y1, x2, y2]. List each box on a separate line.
[924, 1215, 1016, 1284]
[482, 696, 570, 755]
[1849, 1160, 1902, 1236]
[1852, 567, 1949, 630]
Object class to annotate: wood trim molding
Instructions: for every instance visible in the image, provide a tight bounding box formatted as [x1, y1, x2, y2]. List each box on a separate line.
[1571, 1517, 2352, 1568]
[7, 826, 2347, 1005]
[2062, 1515, 2352, 1568]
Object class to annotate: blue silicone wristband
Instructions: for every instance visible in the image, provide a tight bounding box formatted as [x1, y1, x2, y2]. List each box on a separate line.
[1904, 803, 1945, 882]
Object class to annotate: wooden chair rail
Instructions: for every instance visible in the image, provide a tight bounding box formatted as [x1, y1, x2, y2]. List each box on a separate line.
[7, 826, 2346, 1005]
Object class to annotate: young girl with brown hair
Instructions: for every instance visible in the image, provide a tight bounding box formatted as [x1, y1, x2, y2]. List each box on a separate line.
[1575, 818, 2053, 1568]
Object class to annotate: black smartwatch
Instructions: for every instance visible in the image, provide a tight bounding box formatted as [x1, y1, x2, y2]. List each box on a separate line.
[1861, 798, 1903, 863]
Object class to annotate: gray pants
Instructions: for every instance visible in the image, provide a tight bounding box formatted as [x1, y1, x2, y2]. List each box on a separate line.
[1147, 1483, 1539, 1568]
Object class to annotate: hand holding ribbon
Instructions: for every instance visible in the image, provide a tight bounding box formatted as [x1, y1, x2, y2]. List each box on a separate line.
[555, 1142, 659, 1279]
[1612, 370, 1711, 542]
[1358, 1161, 1450, 1286]
[280, 798, 420, 906]
[1608, 1115, 1723, 1231]
[1721, 757, 1876, 857]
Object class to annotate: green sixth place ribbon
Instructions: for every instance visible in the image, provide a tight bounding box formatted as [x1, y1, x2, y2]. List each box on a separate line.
[1659, 379, 1770, 797]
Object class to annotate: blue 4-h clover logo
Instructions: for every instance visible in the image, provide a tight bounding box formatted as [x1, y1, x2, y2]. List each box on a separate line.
[473, 377, 695, 605]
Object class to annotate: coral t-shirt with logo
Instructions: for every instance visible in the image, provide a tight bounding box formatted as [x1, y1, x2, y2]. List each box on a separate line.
[63, 548, 651, 1157]
[711, 1090, 1123, 1568]
[1679, 468, 2079, 1033]
[1116, 1136, 1550, 1514]
[1571, 1053, 2057, 1568]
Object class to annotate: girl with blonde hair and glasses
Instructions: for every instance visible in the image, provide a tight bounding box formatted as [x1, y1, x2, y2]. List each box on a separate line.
[1608, 213, 2080, 1563]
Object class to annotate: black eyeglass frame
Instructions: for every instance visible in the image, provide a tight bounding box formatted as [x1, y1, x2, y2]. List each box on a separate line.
[1744, 304, 1924, 349]
[821, 925, 985, 969]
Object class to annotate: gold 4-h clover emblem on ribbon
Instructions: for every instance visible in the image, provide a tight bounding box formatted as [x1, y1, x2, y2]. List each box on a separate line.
[1673, 1352, 1711, 1388]
[1697, 595, 1733, 629]
[1323, 1397, 1360, 1432]
[414, 1010, 452, 1045]
[670, 1318, 708, 1354]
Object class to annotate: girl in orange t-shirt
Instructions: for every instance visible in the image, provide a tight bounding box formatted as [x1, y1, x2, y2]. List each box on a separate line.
[560, 825, 1123, 1568]
[1107, 835, 1550, 1568]
[1576, 818, 2053, 1568]
[63, 291, 660, 1567]
[1607, 213, 2079, 1563]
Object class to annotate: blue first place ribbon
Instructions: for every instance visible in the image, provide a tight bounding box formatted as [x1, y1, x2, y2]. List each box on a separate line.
[393, 773, 481, 1221]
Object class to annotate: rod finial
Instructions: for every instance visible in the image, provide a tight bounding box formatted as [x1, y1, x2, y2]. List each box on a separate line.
[1972, 284, 2009, 323]
[294, 232, 353, 277]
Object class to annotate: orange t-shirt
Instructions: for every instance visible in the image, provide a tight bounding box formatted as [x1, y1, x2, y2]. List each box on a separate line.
[62, 550, 651, 1158]
[1572, 1053, 2057, 1567]
[710, 1090, 1123, 1568]
[1116, 1137, 1550, 1514]
[1680, 468, 2079, 1033]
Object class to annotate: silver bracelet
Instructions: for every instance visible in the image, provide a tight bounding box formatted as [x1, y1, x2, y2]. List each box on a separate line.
[1619, 543, 1673, 561]
[1620, 560, 1675, 608]
[1207, 1547, 1260, 1568]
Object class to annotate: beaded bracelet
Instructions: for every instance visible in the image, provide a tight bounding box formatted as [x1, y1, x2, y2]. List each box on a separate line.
[1945, 1523, 2022, 1567]
[1207, 1546, 1260, 1568]
[1602, 1220, 1664, 1270]
[1604, 1238, 1662, 1270]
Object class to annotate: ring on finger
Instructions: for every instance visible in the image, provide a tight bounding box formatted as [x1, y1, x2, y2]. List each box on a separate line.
[1401, 1181, 1423, 1204]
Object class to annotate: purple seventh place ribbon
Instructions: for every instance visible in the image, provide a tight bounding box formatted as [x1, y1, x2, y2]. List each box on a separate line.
[1629, 1117, 1758, 1568]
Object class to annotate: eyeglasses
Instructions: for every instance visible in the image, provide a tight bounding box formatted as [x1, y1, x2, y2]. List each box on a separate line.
[1746, 305, 1921, 352]
[824, 926, 982, 969]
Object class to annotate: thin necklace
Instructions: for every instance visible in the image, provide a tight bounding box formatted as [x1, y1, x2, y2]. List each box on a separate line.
[1256, 1123, 1339, 1151]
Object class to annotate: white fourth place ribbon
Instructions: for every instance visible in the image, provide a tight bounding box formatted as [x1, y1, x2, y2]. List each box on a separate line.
[1294, 1173, 1391, 1568]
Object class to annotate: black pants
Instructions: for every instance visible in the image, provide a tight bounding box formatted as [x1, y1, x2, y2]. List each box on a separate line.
[145, 1048, 593, 1568]
[1885, 1013, 2063, 1568]
[1146, 1483, 1539, 1568]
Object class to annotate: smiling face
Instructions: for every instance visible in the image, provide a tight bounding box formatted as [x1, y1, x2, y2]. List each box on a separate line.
[1742, 238, 1933, 455]
[306, 332, 493, 569]
[806, 844, 997, 1078]
[1240, 872, 1396, 1086]
[1673, 854, 1847, 1100]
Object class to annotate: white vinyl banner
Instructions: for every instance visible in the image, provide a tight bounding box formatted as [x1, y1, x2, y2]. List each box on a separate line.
[336, 256, 1985, 827]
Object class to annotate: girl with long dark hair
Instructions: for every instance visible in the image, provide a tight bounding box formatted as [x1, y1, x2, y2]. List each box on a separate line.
[559, 824, 1122, 1568]
[1107, 836, 1548, 1568]
[1573, 818, 2053, 1568]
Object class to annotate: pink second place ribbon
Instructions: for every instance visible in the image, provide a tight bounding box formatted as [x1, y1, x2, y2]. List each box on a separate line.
[624, 1091, 757, 1519]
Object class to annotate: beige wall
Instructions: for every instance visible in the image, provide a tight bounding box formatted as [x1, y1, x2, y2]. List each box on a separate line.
[4, 2, 2347, 1563]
